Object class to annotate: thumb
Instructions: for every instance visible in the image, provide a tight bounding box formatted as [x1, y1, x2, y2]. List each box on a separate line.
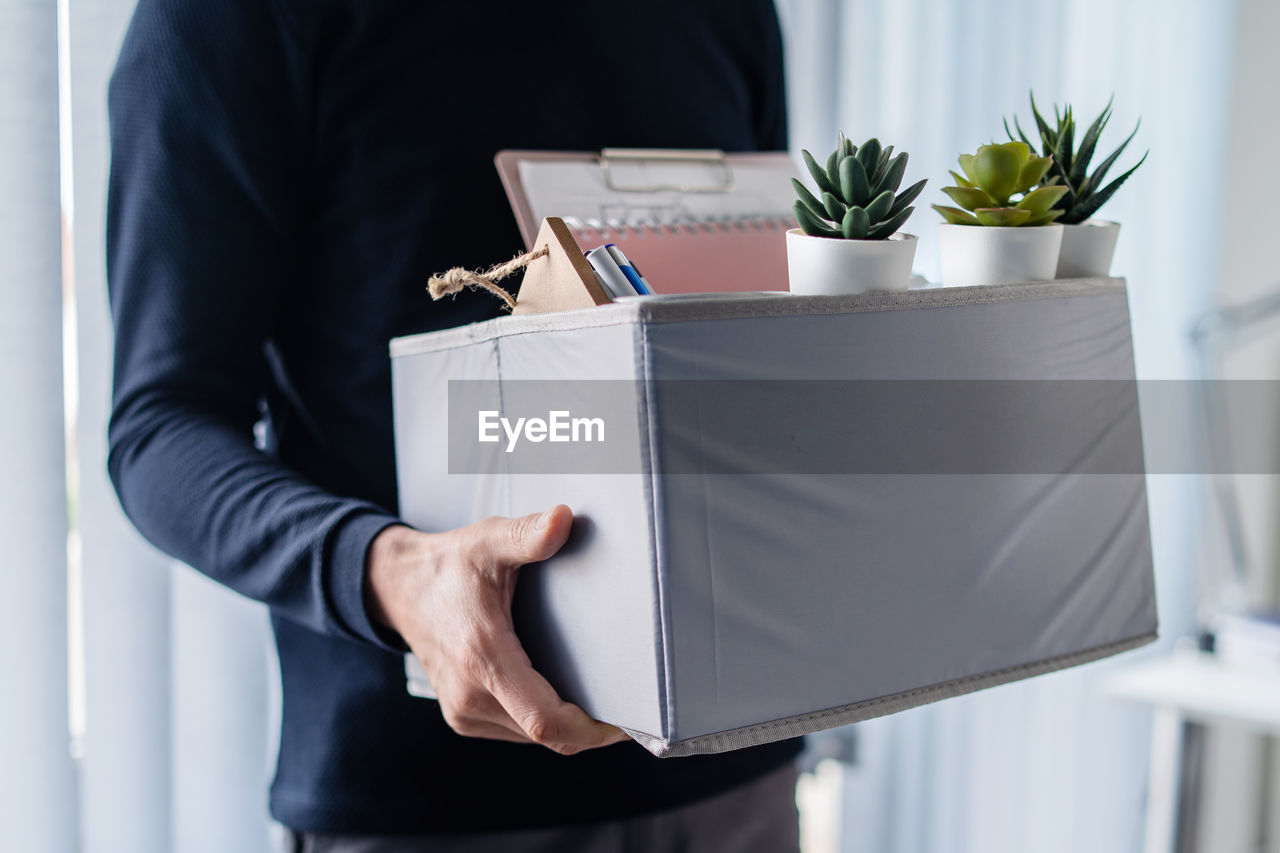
[489, 505, 574, 567]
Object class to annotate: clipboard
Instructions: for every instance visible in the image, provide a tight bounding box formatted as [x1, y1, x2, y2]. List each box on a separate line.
[495, 149, 799, 295]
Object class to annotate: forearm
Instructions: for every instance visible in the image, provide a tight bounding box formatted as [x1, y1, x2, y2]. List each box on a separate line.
[109, 393, 401, 647]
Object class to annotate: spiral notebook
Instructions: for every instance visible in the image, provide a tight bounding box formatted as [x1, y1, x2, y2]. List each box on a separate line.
[496, 149, 799, 294]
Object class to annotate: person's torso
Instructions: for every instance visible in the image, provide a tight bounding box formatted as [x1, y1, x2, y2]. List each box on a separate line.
[260, 0, 800, 833]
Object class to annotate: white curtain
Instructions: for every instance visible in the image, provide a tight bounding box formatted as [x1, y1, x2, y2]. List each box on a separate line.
[774, 1, 1235, 850]
[0, 2, 76, 850]
[2, 0, 282, 846]
[65, 1, 276, 851]
[68, 3, 174, 846]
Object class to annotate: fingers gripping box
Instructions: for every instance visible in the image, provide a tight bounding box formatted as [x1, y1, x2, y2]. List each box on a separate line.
[390, 280, 1157, 757]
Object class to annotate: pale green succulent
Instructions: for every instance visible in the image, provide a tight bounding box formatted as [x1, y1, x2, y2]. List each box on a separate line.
[792, 133, 926, 239]
[933, 141, 1068, 226]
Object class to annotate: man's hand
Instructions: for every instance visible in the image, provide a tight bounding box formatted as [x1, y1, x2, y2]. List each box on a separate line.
[365, 505, 627, 755]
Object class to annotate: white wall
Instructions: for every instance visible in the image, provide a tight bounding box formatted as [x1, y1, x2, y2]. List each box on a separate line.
[1196, 0, 1280, 848]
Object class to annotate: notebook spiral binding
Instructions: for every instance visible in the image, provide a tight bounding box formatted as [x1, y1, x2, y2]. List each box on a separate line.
[561, 214, 796, 238]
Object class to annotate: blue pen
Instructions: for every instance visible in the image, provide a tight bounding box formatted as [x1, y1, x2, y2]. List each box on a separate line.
[605, 244, 652, 294]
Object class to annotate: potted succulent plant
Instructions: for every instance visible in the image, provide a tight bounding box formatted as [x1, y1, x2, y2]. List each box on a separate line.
[933, 142, 1068, 286]
[788, 133, 926, 294]
[1006, 94, 1147, 278]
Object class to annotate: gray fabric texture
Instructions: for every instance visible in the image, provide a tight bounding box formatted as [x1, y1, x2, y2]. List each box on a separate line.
[625, 631, 1155, 757]
[388, 278, 1127, 358]
[391, 278, 1158, 756]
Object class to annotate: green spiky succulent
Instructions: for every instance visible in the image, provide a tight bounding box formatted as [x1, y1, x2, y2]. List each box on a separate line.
[1005, 93, 1147, 225]
[792, 133, 926, 239]
[933, 141, 1068, 226]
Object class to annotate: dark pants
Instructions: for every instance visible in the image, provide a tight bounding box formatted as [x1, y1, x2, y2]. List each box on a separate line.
[287, 762, 800, 853]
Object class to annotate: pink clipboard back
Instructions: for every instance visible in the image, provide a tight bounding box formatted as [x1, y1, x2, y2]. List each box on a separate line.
[494, 150, 798, 294]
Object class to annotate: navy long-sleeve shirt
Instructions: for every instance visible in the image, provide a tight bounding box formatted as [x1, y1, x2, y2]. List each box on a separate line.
[106, 0, 799, 834]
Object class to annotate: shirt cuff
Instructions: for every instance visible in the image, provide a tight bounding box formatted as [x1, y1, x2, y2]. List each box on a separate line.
[328, 509, 411, 653]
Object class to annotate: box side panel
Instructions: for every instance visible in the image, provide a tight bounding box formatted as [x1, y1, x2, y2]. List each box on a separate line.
[393, 340, 504, 528]
[495, 325, 664, 737]
[392, 340, 504, 699]
[634, 631, 1154, 757]
[646, 287, 1157, 740]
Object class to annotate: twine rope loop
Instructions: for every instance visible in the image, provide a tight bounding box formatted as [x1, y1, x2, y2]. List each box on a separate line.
[427, 245, 549, 311]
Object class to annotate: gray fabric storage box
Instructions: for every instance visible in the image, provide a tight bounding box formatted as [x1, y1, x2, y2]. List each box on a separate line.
[390, 278, 1157, 757]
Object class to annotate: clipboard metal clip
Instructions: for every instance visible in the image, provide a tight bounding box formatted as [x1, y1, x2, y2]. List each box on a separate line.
[600, 148, 735, 194]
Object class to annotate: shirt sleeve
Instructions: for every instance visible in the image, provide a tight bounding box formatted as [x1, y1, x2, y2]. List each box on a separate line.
[105, 0, 404, 652]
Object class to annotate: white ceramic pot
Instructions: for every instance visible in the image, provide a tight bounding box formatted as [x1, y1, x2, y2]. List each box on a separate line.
[1056, 219, 1120, 279]
[786, 229, 917, 295]
[938, 223, 1064, 287]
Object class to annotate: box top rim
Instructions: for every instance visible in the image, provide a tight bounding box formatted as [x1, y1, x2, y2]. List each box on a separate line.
[390, 276, 1124, 359]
